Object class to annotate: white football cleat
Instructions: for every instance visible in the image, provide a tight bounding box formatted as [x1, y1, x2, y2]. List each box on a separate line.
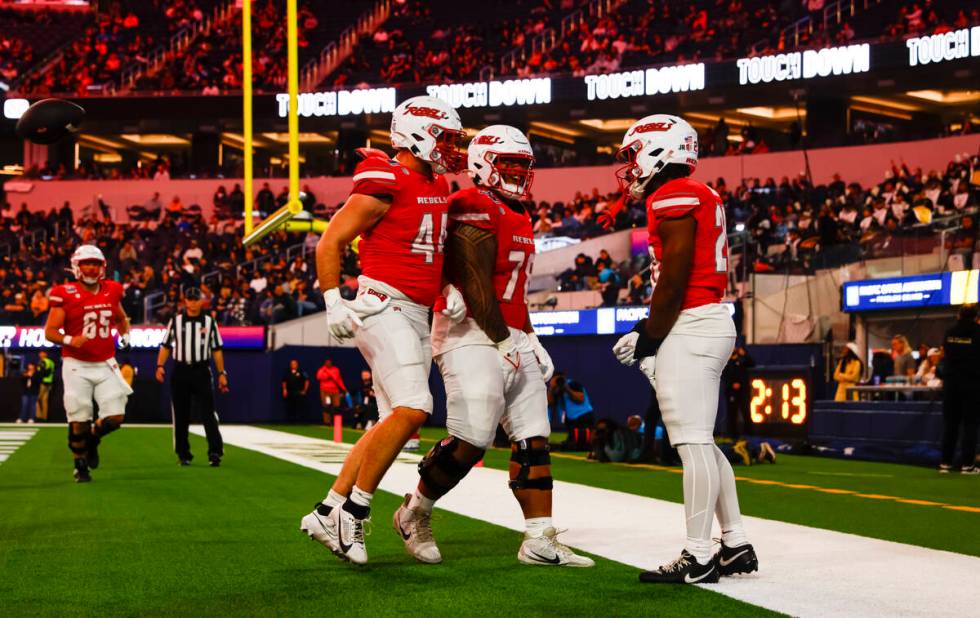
[393, 494, 442, 564]
[300, 504, 339, 554]
[518, 527, 594, 567]
[331, 504, 369, 564]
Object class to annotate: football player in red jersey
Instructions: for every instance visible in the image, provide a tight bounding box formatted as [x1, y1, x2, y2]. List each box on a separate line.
[43, 245, 132, 483]
[300, 96, 468, 564]
[611, 115, 758, 583]
[390, 125, 592, 567]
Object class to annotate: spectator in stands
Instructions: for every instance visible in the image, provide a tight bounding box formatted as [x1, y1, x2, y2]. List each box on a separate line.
[281, 359, 310, 423]
[316, 358, 347, 426]
[915, 347, 943, 387]
[549, 371, 594, 450]
[834, 342, 864, 401]
[891, 335, 916, 380]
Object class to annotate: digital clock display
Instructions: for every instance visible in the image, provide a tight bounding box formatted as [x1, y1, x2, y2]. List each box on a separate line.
[747, 369, 811, 435]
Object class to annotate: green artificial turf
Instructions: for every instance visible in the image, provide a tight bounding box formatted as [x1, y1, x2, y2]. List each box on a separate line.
[266, 424, 980, 557]
[0, 427, 777, 617]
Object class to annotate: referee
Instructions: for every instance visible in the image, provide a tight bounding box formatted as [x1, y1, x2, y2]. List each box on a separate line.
[155, 287, 229, 467]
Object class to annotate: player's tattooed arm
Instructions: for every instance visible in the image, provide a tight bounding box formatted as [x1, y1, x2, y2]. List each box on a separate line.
[642, 216, 696, 340]
[446, 223, 510, 343]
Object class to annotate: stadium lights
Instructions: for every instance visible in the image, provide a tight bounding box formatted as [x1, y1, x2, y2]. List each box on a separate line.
[905, 90, 980, 105]
[3, 98, 29, 120]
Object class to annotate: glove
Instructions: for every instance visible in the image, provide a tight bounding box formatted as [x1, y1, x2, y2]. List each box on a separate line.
[324, 288, 389, 340]
[639, 355, 657, 386]
[440, 284, 467, 324]
[118, 332, 131, 350]
[527, 333, 554, 381]
[495, 336, 521, 392]
[612, 331, 638, 366]
[596, 193, 627, 230]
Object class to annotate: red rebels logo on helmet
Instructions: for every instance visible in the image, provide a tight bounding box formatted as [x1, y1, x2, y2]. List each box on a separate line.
[629, 121, 673, 135]
[472, 135, 503, 145]
[404, 104, 448, 120]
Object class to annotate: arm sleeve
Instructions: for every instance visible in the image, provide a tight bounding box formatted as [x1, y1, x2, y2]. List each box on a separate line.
[48, 285, 65, 308]
[350, 157, 401, 199]
[447, 191, 495, 231]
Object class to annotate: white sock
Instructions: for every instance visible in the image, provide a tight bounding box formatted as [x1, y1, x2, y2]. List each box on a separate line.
[712, 445, 749, 548]
[350, 485, 374, 508]
[323, 489, 345, 509]
[677, 443, 720, 565]
[525, 517, 553, 538]
[407, 489, 435, 514]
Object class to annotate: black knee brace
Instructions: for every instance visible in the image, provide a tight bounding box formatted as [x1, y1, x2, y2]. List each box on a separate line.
[418, 436, 483, 497]
[68, 422, 90, 456]
[509, 438, 553, 491]
[94, 416, 123, 438]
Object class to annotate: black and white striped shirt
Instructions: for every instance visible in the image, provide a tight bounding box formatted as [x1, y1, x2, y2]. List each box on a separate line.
[163, 312, 223, 364]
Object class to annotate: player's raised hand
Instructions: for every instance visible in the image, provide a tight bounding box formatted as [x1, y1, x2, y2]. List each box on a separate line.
[440, 284, 467, 324]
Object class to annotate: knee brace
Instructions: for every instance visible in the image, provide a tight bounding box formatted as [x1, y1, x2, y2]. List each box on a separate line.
[94, 416, 123, 438]
[509, 438, 553, 491]
[418, 436, 484, 497]
[68, 422, 91, 456]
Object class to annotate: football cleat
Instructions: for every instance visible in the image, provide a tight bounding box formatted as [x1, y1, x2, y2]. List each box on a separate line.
[639, 550, 719, 584]
[209, 456, 221, 468]
[713, 542, 759, 576]
[939, 464, 953, 474]
[518, 527, 594, 567]
[73, 459, 91, 483]
[331, 504, 369, 565]
[961, 466, 979, 475]
[393, 494, 442, 564]
[300, 503, 340, 554]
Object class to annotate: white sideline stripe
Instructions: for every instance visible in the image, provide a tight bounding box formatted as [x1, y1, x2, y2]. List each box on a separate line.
[195, 425, 980, 618]
[0, 429, 36, 466]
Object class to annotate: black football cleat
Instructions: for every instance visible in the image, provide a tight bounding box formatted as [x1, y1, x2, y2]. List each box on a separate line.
[713, 542, 759, 576]
[209, 456, 221, 468]
[639, 550, 719, 584]
[178, 459, 192, 466]
[74, 459, 92, 483]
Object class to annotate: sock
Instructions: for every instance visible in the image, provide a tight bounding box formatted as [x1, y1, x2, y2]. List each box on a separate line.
[524, 517, 553, 538]
[677, 444, 720, 565]
[712, 445, 749, 548]
[317, 489, 346, 515]
[341, 485, 373, 519]
[407, 489, 435, 514]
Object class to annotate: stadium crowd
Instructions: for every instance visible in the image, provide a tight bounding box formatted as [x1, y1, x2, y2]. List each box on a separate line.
[1, 152, 974, 327]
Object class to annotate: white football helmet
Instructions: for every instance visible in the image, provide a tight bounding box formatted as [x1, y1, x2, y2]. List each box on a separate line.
[616, 114, 698, 200]
[70, 244, 107, 284]
[467, 125, 535, 199]
[390, 95, 465, 175]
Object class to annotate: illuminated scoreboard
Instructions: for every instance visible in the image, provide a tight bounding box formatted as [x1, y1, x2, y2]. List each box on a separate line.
[746, 368, 811, 437]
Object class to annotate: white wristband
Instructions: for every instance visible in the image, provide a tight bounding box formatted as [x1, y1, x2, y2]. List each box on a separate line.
[63, 335, 73, 346]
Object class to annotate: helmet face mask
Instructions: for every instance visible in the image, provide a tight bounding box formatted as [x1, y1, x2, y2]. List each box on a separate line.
[429, 125, 466, 174]
[70, 245, 107, 285]
[468, 125, 535, 200]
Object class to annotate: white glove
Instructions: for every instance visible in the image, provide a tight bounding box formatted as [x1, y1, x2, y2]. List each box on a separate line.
[441, 284, 467, 324]
[495, 336, 522, 392]
[527, 333, 554, 382]
[639, 355, 657, 386]
[613, 331, 639, 366]
[324, 288, 389, 340]
[118, 332, 131, 349]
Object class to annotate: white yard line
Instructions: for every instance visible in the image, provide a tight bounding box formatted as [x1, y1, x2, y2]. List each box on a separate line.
[0, 429, 37, 467]
[197, 425, 980, 618]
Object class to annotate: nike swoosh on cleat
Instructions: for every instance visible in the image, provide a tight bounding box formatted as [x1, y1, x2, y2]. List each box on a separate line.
[719, 550, 750, 567]
[397, 522, 411, 541]
[338, 528, 353, 553]
[684, 568, 716, 583]
[526, 550, 561, 565]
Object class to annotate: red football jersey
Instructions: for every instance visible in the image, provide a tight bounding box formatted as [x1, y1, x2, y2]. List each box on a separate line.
[646, 177, 728, 310]
[48, 280, 124, 362]
[351, 154, 450, 308]
[447, 187, 535, 330]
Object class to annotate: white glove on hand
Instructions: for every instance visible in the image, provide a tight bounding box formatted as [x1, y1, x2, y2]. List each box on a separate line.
[639, 355, 657, 386]
[495, 336, 522, 392]
[118, 332, 131, 349]
[441, 284, 467, 324]
[613, 331, 639, 366]
[527, 333, 554, 382]
[324, 288, 389, 340]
